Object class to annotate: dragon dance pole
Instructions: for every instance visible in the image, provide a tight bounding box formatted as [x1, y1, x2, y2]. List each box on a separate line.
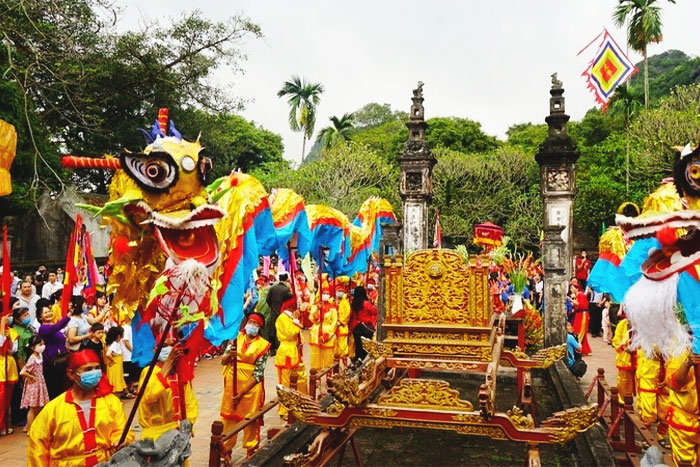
[118, 286, 186, 446]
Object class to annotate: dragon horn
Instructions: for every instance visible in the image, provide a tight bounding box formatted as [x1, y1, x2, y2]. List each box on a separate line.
[62, 156, 121, 170]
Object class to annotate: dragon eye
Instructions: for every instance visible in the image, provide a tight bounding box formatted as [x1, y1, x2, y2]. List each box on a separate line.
[689, 163, 700, 180]
[120, 151, 178, 192]
[181, 156, 196, 172]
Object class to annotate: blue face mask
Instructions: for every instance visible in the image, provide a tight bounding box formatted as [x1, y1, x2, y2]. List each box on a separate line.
[158, 346, 172, 363]
[245, 324, 259, 336]
[78, 369, 102, 389]
[21, 317, 31, 326]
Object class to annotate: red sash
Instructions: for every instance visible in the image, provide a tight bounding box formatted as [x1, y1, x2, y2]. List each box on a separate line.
[66, 391, 99, 467]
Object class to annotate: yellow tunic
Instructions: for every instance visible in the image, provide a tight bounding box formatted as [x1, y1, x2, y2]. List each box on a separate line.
[309, 302, 338, 370]
[137, 364, 198, 441]
[334, 296, 351, 359]
[612, 319, 636, 403]
[275, 313, 308, 416]
[665, 352, 699, 466]
[27, 390, 134, 466]
[221, 333, 270, 451]
[0, 329, 19, 382]
[635, 349, 669, 430]
[106, 354, 126, 393]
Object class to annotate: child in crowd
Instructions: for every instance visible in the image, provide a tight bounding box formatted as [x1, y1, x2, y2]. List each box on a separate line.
[600, 295, 612, 345]
[105, 326, 130, 397]
[83, 322, 106, 369]
[19, 336, 49, 433]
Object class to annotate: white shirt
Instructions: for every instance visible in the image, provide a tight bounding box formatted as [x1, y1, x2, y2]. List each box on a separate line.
[121, 324, 132, 362]
[16, 294, 40, 321]
[108, 341, 122, 356]
[535, 280, 543, 294]
[41, 281, 63, 299]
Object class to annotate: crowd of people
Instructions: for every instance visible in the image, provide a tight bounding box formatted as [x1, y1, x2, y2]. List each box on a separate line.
[0, 258, 379, 463]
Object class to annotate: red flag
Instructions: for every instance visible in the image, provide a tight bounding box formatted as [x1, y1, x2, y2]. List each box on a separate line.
[2, 226, 10, 315]
[433, 210, 442, 249]
[60, 215, 83, 316]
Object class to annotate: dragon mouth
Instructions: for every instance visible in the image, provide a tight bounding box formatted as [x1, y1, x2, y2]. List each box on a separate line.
[131, 202, 224, 267]
[616, 211, 700, 240]
[638, 228, 700, 281]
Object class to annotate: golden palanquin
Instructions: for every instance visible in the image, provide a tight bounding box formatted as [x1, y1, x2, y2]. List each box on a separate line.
[277, 248, 597, 466]
[383, 249, 496, 366]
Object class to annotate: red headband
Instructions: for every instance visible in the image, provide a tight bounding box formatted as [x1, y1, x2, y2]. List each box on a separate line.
[68, 349, 101, 370]
[248, 314, 264, 327]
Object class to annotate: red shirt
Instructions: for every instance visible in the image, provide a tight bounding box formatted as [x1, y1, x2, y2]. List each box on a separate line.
[575, 291, 589, 312]
[352, 300, 378, 330]
[575, 257, 591, 280]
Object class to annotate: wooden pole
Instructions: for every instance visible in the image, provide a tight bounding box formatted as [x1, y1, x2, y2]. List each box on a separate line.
[232, 338, 238, 402]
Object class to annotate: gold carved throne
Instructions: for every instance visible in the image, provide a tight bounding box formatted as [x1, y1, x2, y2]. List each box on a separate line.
[382, 249, 496, 369]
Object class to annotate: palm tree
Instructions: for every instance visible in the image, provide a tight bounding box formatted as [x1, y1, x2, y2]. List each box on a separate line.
[608, 84, 643, 196]
[316, 113, 355, 151]
[613, 0, 675, 108]
[277, 76, 324, 161]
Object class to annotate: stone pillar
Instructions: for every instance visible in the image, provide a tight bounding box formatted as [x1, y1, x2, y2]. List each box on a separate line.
[535, 74, 580, 346]
[398, 82, 436, 253]
[542, 225, 568, 346]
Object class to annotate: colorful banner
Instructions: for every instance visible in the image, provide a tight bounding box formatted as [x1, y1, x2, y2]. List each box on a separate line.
[579, 29, 637, 107]
[306, 204, 350, 277]
[269, 188, 311, 260]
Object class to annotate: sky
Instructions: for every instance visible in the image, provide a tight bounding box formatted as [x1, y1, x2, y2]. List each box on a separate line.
[117, 0, 700, 164]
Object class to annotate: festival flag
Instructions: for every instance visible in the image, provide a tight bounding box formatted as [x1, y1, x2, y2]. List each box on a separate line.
[578, 29, 637, 108]
[60, 215, 83, 315]
[433, 210, 442, 248]
[1, 226, 10, 315]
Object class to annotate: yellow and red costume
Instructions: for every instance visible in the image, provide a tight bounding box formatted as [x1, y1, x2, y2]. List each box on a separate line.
[612, 318, 636, 404]
[635, 349, 668, 439]
[275, 310, 308, 417]
[27, 349, 134, 466]
[0, 329, 18, 432]
[334, 283, 351, 360]
[220, 331, 270, 452]
[137, 363, 198, 441]
[309, 298, 338, 371]
[665, 352, 699, 466]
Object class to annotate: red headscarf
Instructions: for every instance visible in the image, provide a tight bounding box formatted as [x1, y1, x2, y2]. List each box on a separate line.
[68, 349, 113, 396]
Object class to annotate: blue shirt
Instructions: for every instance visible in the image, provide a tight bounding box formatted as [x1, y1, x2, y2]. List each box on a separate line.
[566, 333, 582, 367]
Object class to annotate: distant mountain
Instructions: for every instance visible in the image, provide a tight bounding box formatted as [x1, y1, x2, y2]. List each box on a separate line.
[629, 50, 700, 102]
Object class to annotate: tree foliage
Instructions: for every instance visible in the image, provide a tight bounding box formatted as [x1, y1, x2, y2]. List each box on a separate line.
[0, 0, 263, 212]
[316, 113, 355, 152]
[277, 75, 324, 161]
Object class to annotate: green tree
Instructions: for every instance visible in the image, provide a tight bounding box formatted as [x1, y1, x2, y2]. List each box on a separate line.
[252, 142, 398, 219]
[425, 117, 500, 154]
[316, 113, 355, 152]
[0, 0, 263, 201]
[353, 103, 396, 128]
[613, 0, 676, 107]
[277, 76, 324, 162]
[505, 123, 548, 154]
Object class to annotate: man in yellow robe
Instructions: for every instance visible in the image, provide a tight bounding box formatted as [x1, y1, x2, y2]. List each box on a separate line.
[27, 349, 134, 466]
[275, 307, 308, 418]
[137, 339, 198, 441]
[334, 277, 351, 364]
[309, 285, 338, 371]
[635, 348, 669, 445]
[612, 316, 636, 404]
[220, 313, 270, 458]
[665, 351, 699, 466]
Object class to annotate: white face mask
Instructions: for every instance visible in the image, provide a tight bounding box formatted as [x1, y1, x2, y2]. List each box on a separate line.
[321, 293, 330, 302]
[35, 344, 46, 354]
[367, 284, 375, 290]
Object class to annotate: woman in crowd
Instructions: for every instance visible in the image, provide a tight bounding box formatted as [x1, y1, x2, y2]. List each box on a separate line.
[37, 298, 71, 399]
[350, 286, 377, 362]
[570, 283, 591, 355]
[66, 296, 93, 352]
[88, 292, 112, 329]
